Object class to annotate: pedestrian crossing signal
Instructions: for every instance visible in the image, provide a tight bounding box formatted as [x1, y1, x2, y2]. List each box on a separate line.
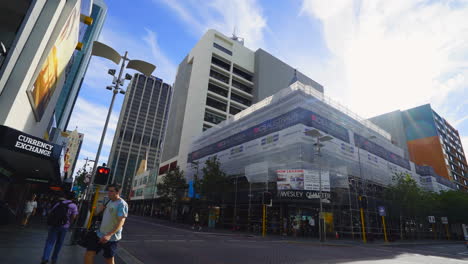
[94, 166, 110, 185]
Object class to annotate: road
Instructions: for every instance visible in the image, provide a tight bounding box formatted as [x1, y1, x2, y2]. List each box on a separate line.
[118, 216, 468, 264]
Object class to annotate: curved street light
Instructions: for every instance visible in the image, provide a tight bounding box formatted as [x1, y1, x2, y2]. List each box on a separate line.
[85, 41, 156, 198]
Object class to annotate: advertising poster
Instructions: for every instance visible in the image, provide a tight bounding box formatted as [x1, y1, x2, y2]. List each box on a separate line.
[28, 1, 80, 120]
[277, 169, 331, 200]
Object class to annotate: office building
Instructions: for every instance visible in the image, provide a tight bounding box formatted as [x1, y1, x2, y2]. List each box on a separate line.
[55, 0, 107, 130]
[108, 74, 172, 197]
[160, 29, 323, 175]
[370, 104, 468, 191]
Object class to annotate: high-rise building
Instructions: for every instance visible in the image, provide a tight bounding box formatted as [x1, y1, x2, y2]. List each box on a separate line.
[370, 104, 468, 191]
[55, 0, 107, 130]
[160, 29, 323, 174]
[108, 74, 172, 197]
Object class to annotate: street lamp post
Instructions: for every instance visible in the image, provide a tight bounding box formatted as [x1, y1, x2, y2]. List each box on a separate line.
[304, 129, 333, 242]
[83, 41, 156, 201]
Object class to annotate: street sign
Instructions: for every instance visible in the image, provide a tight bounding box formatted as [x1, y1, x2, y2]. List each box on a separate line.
[428, 216, 436, 223]
[378, 206, 386, 216]
[441, 217, 448, 224]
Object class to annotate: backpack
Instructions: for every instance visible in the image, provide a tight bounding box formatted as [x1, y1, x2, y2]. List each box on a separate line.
[47, 201, 72, 226]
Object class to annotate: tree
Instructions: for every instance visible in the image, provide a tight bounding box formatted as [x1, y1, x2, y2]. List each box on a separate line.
[437, 190, 468, 223]
[157, 166, 187, 220]
[199, 157, 229, 204]
[384, 172, 426, 239]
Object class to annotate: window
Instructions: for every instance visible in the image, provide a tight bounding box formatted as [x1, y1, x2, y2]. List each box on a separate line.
[204, 110, 226, 124]
[230, 92, 252, 106]
[211, 56, 230, 71]
[208, 82, 228, 97]
[232, 66, 253, 82]
[213, 43, 232, 55]
[210, 69, 229, 84]
[229, 106, 242, 115]
[206, 97, 227, 111]
[203, 124, 212, 131]
[232, 79, 252, 94]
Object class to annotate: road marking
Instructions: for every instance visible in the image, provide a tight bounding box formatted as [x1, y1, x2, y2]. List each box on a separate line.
[189, 240, 205, 242]
[169, 240, 186, 242]
[458, 252, 468, 256]
[144, 240, 164, 242]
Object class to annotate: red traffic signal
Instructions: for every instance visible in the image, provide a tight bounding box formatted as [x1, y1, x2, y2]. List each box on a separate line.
[94, 166, 111, 185]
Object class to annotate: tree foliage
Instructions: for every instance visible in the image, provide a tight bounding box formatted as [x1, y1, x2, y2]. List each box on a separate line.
[384, 172, 468, 223]
[199, 157, 230, 204]
[157, 166, 187, 201]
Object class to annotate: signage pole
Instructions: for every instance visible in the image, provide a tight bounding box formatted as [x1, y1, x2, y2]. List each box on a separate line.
[359, 196, 367, 243]
[445, 224, 450, 240]
[262, 204, 266, 237]
[433, 223, 436, 240]
[86, 186, 101, 229]
[382, 215, 388, 243]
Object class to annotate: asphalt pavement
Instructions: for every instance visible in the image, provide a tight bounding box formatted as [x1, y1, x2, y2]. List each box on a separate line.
[118, 216, 468, 264]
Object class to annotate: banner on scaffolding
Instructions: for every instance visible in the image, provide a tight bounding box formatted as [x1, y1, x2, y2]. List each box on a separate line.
[276, 169, 330, 191]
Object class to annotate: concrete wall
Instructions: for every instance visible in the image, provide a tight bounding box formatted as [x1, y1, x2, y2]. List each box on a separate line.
[369, 110, 410, 159]
[161, 29, 255, 172]
[253, 49, 323, 102]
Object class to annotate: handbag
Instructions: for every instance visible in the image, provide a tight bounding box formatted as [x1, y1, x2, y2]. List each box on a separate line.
[76, 228, 98, 248]
[75, 200, 110, 248]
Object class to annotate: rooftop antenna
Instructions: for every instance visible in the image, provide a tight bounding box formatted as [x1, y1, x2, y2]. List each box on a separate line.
[289, 68, 299, 85]
[231, 26, 244, 46]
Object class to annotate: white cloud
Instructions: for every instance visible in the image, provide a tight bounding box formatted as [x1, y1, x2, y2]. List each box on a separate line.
[300, 0, 468, 119]
[68, 97, 119, 172]
[142, 29, 176, 83]
[156, 0, 268, 50]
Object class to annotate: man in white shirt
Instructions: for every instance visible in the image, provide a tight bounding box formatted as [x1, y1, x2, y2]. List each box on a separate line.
[22, 194, 37, 226]
[84, 184, 128, 264]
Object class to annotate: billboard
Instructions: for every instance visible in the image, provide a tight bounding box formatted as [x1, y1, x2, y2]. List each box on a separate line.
[27, 1, 80, 121]
[277, 169, 330, 192]
[277, 169, 331, 200]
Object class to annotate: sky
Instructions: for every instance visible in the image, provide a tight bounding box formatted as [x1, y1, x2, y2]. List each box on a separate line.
[68, 0, 468, 176]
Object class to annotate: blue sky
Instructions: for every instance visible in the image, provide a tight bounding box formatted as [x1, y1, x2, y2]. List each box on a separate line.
[68, 0, 468, 175]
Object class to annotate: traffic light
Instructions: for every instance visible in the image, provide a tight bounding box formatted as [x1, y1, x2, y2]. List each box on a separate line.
[262, 191, 272, 206]
[94, 166, 110, 185]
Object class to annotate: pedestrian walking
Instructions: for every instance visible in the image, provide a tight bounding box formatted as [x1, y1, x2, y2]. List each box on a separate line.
[84, 184, 128, 264]
[21, 194, 37, 226]
[192, 212, 201, 231]
[41, 191, 78, 264]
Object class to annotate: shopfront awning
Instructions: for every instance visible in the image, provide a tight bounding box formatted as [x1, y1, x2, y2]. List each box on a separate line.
[0, 125, 63, 185]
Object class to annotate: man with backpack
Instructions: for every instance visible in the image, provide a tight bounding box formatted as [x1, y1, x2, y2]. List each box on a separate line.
[41, 191, 78, 264]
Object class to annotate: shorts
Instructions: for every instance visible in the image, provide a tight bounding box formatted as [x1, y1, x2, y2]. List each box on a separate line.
[24, 212, 32, 218]
[85, 232, 119, 259]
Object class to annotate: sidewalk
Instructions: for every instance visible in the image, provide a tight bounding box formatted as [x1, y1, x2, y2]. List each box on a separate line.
[0, 217, 125, 264]
[129, 215, 464, 247]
